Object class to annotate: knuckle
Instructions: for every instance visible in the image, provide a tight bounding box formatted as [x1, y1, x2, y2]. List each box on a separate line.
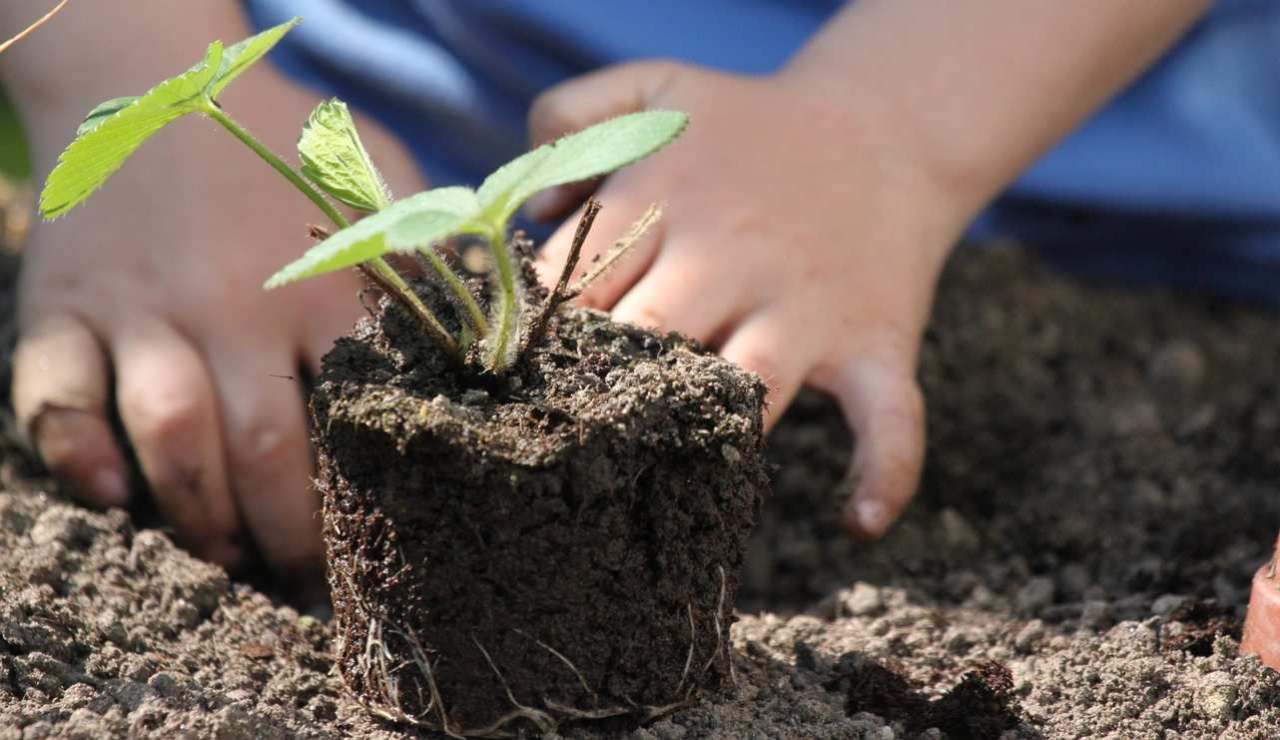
[31, 411, 94, 470]
[629, 305, 667, 332]
[527, 92, 560, 131]
[734, 352, 784, 390]
[226, 417, 292, 472]
[891, 379, 927, 435]
[122, 389, 207, 447]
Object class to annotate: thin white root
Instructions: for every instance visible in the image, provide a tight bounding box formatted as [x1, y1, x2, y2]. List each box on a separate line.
[567, 204, 662, 298]
[389, 624, 461, 738]
[471, 635, 557, 734]
[0, 0, 69, 55]
[514, 628, 598, 702]
[334, 561, 734, 737]
[676, 603, 697, 696]
[702, 565, 734, 688]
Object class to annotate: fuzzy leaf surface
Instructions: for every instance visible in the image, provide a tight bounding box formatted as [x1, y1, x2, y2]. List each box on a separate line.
[298, 99, 392, 212]
[76, 97, 141, 136]
[385, 187, 483, 248]
[209, 17, 300, 97]
[476, 110, 687, 225]
[39, 42, 224, 219]
[265, 186, 481, 288]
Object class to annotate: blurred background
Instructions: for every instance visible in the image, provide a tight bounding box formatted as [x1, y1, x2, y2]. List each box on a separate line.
[0, 80, 32, 252]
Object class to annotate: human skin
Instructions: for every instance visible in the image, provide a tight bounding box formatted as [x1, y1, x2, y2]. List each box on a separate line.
[530, 0, 1211, 537]
[2, 1, 1209, 583]
[2, 4, 426, 591]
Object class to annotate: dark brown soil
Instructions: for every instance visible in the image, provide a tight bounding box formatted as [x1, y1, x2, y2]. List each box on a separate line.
[2, 246, 1280, 738]
[314, 293, 768, 735]
[840, 659, 1021, 738]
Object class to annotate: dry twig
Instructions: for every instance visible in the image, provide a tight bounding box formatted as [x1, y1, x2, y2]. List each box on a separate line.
[0, 0, 69, 56]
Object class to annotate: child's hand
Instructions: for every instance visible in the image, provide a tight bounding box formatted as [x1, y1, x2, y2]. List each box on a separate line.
[531, 63, 969, 538]
[531, 0, 1210, 538]
[5, 3, 426, 586]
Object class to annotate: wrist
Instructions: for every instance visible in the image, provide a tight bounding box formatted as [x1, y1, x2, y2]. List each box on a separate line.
[768, 65, 981, 265]
[776, 59, 1005, 233]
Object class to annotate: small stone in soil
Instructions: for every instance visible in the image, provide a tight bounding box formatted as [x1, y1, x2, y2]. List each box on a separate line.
[1015, 577, 1055, 615]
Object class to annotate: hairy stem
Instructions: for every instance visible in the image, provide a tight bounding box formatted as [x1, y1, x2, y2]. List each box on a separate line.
[203, 102, 459, 360]
[358, 263, 458, 356]
[483, 225, 520, 372]
[416, 247, 488, 341]
[566, 204, 662, 300]
[203, 102, 350, 228]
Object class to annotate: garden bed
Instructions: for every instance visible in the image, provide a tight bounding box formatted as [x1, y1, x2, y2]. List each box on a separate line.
[1, 246, 1278, 738]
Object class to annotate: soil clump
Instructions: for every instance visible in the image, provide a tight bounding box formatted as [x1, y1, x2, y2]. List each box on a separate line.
[315, 293, 768, 734]
[1, 247, 1279, 738]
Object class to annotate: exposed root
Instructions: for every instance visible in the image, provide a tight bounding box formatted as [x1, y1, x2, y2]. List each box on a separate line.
[521, 199, 601, 358]
[470, 635, 557, 734]
[390, 625, 462, 738]
[513, 628, 598, 702]
[333, 565, 734, 737]
[676, 603, 697, 696]
[0, 0, 69, 56]
[703, 565, 734, 687]
[565, 203, 661, 300]
[542, 699, 632, 720]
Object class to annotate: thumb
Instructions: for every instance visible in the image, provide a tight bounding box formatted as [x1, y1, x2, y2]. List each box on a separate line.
[529, 60, 681, 146]
[819, 355, 927, 540]
[525, 61, 682, 221]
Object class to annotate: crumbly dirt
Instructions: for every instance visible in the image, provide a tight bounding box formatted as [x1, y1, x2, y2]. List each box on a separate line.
[2, 246, 1280, 738]
[314, 295, 768, 734]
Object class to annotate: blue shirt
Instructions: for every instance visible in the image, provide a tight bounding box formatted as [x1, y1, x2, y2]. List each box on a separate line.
[243, 0, 1280, 304]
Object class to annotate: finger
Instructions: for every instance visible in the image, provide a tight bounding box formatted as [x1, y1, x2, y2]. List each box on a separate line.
[718, 312, 810, 433]
[536, 198, 665, 310]
[113, 319, 242, 566]
[525, 181, 599, 223]
[207, 346, 321, 586]
[12, 314, 130, 507]
[817, 356, 926, 540]
[611, 249, 744, 343]
[528, 60, 682, 147]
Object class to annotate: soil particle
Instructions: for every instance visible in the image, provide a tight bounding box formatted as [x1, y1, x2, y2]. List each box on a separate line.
[2, 247, 1280, 738]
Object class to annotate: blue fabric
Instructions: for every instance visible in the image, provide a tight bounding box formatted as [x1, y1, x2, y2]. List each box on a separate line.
[243, 0, 1280, 305]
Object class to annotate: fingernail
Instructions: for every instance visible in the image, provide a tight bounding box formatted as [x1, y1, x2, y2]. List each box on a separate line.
[92, 469, 129, 507]
[855, 497, 887, 536]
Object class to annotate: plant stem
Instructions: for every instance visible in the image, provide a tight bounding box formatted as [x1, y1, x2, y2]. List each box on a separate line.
[203, 102, 460, 360]
[483, 225, 520, 372]
[416, 247, 489, 340]
[522, 199, 600, 360]
[358, 263, 458, 356]
[203, 102, 350, 229]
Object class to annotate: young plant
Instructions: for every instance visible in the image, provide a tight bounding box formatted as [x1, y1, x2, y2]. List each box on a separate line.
[39, 17, 687, 372]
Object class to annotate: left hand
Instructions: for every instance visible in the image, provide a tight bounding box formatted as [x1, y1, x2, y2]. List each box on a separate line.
[530, 61, 970, 539]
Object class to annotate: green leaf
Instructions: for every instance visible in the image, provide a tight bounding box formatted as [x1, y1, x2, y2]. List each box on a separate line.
[265, 186, 481, 288]
[208, 17, 300, 98]
[476, 110, 688, 226]
[76, 97, 141, 136]
[385, 187, 483, 248]
[39, 42, 224, 220]
[298, 99, 392, 213]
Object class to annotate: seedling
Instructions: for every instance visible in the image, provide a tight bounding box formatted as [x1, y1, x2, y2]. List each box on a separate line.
[39, 17, 687, 371]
